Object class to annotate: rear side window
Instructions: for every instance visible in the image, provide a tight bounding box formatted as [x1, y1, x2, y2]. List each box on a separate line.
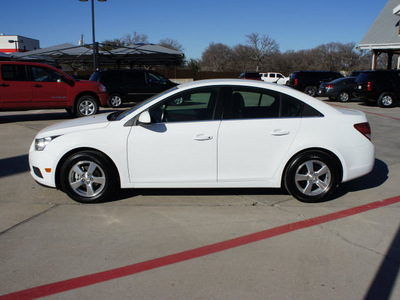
[223, 86, 322, 119]
[1, 65, 28, 81]
[102, 71, 123, 84]
[124, 71, 145, 87]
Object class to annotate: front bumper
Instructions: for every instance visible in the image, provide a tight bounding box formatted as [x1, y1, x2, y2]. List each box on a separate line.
[28, 141, 58, 188]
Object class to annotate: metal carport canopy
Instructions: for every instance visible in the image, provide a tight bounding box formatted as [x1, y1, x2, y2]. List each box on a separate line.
[9, 43, 184, 66]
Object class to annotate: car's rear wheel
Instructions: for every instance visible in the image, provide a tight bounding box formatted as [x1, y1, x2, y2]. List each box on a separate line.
[378, 93, 395, 108]
[284, 151, 340, 203]
[338, 91, 350, 102]
[76, 95, 99, 117]
[108, 93, 123, 108]
[60, 151, 118, 203]
[304, 86, 317, 97]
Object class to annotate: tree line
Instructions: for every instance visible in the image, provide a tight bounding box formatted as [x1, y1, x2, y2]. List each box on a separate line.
[103, 31, 389, 76]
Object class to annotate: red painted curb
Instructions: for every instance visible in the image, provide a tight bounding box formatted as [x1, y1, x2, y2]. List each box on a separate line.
[2, 196, 400, 299]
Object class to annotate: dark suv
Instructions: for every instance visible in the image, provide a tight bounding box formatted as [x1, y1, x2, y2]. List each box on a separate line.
[90, 69, 177, 108]
[289, 71, 344, 96]
[355, 70, 400, 108]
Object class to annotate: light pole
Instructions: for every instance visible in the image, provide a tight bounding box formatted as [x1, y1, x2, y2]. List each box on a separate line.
[79, 0, 106, 71]
[8, 40, 18, 52]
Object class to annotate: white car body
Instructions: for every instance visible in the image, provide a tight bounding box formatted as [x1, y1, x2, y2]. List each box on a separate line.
[29, 79, 375, 203]
[260, 72, 289, 85]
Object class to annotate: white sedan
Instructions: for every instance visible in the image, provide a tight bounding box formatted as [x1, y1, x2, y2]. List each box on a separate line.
[29, 79, 375, 203]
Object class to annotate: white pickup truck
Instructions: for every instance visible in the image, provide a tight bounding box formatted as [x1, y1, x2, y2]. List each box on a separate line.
[260, 72, 289, 85]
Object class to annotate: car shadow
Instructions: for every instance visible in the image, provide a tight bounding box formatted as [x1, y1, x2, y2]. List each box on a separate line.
[109, 159, 388, 203]
[112, 187, 284, 203]
[0, 154, 29, 178]
[333, 158, 388, 200]
[0, 109, 117, 124]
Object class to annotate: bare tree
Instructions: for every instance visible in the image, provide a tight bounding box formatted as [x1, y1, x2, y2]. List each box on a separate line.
[200, 42, 234, 71]
[123, 31, 149, 45]
[246, 33, 279, 71]
[159, 38, 184, 52]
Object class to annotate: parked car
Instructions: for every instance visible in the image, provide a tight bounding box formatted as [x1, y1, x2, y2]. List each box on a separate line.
[355, 70, 400, 107]
[90, 69, 177, 108]
[260, 72, 289, 85]
[239, 72, 262, 80]
[349, 71, 363, 77]
[0, 61, 107, 117]
[29, 79, 375, 204]
[318, 77, 357, 102]
[289, 71, 344, 97]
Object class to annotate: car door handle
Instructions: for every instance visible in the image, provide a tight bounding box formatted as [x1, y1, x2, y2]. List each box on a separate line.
[271, 129, 290, 136]
[34, 84, 42, 88]
[194, 134, 213, 141]
[0, 83, 9, 87]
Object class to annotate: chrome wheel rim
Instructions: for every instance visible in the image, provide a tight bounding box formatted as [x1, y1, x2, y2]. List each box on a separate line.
[294, 160, 331, 196]
[110, 95, 122, 107]
[382, 96, 393, 106]
[339, 92, 349, 102]
[79, 100, 96, 116]
[68, 160, 106, 198]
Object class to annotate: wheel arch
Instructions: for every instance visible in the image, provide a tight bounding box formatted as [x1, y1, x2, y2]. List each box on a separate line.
[280, 147, 343, 188]
[74, 91, 101, 107]
[55, 147, 120, 191]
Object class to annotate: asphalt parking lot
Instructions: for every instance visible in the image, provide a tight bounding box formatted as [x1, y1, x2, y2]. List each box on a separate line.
[0, 99, 399, 299]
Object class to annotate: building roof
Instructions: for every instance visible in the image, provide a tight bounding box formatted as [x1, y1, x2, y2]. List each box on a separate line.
[359, 0, 400, 51]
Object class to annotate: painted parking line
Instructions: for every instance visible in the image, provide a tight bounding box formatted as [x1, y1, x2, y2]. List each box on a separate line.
[1, 195, 400, 299]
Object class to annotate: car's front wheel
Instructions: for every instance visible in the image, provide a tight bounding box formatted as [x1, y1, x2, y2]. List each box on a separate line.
[76, 95, 99, 117]
[284, 151, 340, 203]
[60, 151, 118, 203]
[378, 93, 395, 108]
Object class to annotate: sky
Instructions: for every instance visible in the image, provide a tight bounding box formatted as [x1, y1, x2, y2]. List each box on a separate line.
[0, 0, 389, 60]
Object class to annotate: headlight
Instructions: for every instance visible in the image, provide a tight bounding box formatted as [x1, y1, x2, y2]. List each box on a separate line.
[35, 136, 59, 151]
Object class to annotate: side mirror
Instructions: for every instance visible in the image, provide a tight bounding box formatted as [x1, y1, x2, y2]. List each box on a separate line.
[138, 111, 151, 124]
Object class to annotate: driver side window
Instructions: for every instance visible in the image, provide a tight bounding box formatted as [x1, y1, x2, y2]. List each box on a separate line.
[149, 87, 219, 123]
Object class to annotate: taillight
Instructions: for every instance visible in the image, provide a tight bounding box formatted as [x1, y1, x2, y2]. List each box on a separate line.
[367, 81, 372, 91]
[326, 84, 333, 90]
[295, 79, 298, 86]
[354, 122, 371, 140]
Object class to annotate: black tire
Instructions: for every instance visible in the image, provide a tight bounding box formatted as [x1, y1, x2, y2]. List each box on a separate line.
[377, 92, 395, 108]
[60, 151, 118, 203]
[284, 151, 340, 203]
[108, 93, 123, 108]
[337, 91, 350, 102]
[304, 86, 317, 97]
[75, 95, 99, 117]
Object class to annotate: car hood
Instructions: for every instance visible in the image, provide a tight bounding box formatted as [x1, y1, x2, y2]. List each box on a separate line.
[36, 113, 112, 138]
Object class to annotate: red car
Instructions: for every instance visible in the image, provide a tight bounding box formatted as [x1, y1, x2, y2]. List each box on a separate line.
[0, 61, 107, 117]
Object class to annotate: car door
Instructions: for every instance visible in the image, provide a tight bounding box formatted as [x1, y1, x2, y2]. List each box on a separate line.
[127, 86, 221, 184]
[124, 71, 148, 102]
[0, 64, 32, 109]
[217, 86, 302, 182]
[30, 65, 68, 108]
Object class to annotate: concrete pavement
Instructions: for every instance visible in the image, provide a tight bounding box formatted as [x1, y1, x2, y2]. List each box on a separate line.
[0, 101, 399, 299]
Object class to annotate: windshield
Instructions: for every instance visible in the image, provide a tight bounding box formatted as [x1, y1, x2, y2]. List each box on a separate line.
[112, 86, 179, 121]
